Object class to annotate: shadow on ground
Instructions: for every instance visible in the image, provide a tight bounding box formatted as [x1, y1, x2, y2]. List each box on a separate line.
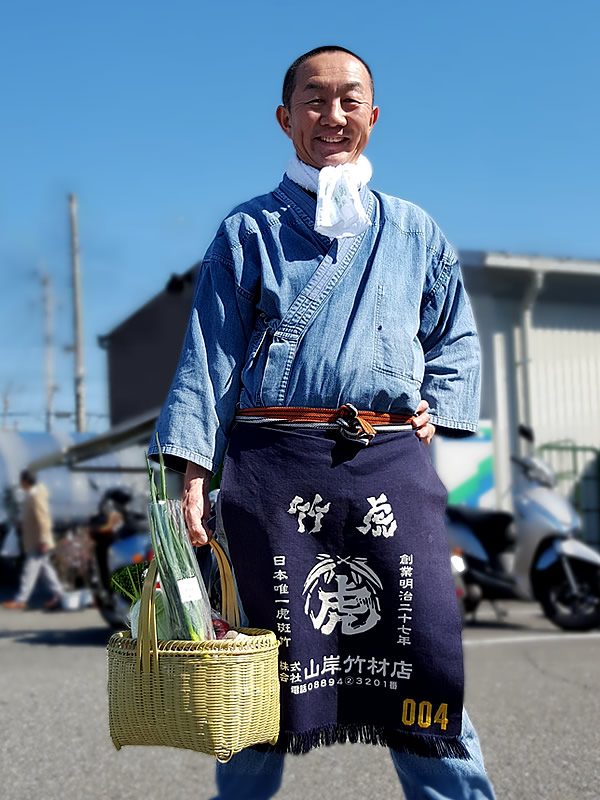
[2, 626, 112, 647]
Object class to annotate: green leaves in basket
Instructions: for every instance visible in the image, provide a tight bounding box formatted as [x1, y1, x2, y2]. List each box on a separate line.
[110, 562, 149, 603]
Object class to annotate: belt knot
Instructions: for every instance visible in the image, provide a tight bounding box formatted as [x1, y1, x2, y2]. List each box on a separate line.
[336, 404, 377, 446]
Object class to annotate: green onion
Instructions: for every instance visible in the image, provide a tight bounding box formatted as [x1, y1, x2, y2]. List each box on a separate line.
[144, 438, 214, 641]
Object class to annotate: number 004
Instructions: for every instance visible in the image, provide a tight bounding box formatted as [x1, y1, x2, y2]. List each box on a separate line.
[402, 700, 449, 731]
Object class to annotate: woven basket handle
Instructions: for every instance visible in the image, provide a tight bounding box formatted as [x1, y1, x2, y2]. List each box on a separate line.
[137, 558, 159, 674]
[136, 539, 241, 672]
[209, 539, 242, 628]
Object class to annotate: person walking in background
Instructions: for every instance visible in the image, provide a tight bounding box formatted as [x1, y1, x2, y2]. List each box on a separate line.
[2, 470, 63, 610]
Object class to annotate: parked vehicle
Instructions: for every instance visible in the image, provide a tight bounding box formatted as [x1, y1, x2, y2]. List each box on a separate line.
[449, 551, 469, 623]
[446, 425, 600, 631]
[89, 487, 152, 628]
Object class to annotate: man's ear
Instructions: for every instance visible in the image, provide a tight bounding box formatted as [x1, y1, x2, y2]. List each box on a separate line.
[276, 105, 292, 138]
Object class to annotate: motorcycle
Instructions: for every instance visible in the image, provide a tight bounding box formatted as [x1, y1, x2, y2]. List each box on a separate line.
[446, 425, 600, 631]
[89, 487, 152, 629]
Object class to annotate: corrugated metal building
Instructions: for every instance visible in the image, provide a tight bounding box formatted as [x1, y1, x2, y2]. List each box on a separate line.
[460, 251, 600, 544]
[98, 251, 600, 544]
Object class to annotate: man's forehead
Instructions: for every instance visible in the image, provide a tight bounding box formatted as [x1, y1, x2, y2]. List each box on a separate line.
[295, 52, 371, 93]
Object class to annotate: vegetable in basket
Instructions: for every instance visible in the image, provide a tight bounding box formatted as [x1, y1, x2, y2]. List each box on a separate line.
[110, 562, 170, 639]
[145, 435, 215, 641]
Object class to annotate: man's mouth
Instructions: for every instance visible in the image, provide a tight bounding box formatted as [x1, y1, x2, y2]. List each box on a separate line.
[316, 136, 346, 143]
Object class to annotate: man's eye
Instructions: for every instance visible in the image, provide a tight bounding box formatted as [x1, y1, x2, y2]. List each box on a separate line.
[343, 98, 360, 106]
[307, 98, 324, 105]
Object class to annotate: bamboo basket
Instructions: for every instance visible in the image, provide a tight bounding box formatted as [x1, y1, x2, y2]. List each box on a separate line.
[107, 540, 280, 762]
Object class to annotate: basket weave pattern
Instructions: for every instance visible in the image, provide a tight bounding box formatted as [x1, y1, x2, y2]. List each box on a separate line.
[107, 541, 280, 762]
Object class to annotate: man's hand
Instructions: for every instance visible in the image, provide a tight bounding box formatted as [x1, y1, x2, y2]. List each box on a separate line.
[412, 399, 436, 445]
[182, 461, 213, 546]
[38, 543, 50, 556]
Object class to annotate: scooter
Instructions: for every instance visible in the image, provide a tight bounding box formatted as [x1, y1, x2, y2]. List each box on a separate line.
[446, 425, 600, 631]
[89, 487, 152, 629]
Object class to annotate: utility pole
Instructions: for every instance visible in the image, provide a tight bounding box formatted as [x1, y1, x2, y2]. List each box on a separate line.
[41, 271, 57, 432]
[68, 193, 86, 432]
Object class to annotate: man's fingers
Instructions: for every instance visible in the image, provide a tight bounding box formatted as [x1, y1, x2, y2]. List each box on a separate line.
[412, 411, 431, 429]
[412, 400, 435, 443]
[412, 400, 430, 425]
[415, 399, 429, 414]
[187, 521, 211, 547]
[183, 505, 211, 547]
[189, 528, 211, 547]
[415, 423, 436, 444]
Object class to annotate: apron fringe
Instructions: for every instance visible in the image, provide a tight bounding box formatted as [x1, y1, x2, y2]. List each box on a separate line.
[259, 723, 470, 759]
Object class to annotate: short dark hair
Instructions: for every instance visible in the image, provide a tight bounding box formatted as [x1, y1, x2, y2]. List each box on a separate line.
[20, 469, 36, 486]
[282, 45, 374, 109]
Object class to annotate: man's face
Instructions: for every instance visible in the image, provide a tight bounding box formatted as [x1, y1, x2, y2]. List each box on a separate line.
[276, 51, 379, 170]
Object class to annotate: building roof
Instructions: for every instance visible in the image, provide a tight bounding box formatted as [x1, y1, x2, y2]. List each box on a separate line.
[99, 264, 199, 347]
[461, 250, 600, 275]
[460, 251, 600, 303]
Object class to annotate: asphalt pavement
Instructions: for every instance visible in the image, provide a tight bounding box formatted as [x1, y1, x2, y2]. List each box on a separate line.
[1, 593, 598, 800]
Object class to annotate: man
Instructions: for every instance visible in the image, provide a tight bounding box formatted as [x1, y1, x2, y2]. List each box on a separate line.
[150, 46, 495, 799]
[3, 470, 63, 610]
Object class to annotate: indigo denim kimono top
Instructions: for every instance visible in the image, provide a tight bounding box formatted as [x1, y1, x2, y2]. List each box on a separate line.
[151, 176, 480, 473]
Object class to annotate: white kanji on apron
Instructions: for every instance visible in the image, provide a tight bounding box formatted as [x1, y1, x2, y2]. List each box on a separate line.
[302, 554, 382, 635]
[288, 494, 331, 533]
[357, 493, 397, 537]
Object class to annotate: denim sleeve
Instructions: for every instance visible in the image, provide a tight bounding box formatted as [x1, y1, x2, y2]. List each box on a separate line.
[418, 255, 480, 436]
[148, 252, 255, 473]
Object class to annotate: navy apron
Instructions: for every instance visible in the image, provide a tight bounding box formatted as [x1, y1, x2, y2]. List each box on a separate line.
[219, 423, 467, 759]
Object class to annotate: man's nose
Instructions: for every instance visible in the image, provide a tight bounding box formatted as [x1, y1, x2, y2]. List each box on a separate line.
[321, 99, 346, 127]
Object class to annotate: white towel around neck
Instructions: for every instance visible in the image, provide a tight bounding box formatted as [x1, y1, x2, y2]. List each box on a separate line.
[286, 154, 372, 239]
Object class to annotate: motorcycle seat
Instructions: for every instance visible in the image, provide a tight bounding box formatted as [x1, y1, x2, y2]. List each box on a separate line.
[446, 506, 516, 553]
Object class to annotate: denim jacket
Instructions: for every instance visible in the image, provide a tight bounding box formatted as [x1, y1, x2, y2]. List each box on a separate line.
[150, 175, 480, 473]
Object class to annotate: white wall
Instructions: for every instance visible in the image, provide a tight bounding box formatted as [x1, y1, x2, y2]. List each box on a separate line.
[467, 290, 600, 545]
[529, 303, 600, 449]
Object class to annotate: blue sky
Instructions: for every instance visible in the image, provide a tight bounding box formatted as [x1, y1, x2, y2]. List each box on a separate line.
[1, 0, 598, 432]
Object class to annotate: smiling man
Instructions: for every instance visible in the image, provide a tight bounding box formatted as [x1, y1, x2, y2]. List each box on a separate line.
[276, 50, 378, 169]
[150, 46, 495, 799]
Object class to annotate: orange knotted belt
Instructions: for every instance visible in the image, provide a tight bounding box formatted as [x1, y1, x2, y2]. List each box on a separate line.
[235, 404, 415, 445]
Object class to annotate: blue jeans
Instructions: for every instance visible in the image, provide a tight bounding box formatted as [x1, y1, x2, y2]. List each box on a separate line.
[211, 709, 495, 800]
